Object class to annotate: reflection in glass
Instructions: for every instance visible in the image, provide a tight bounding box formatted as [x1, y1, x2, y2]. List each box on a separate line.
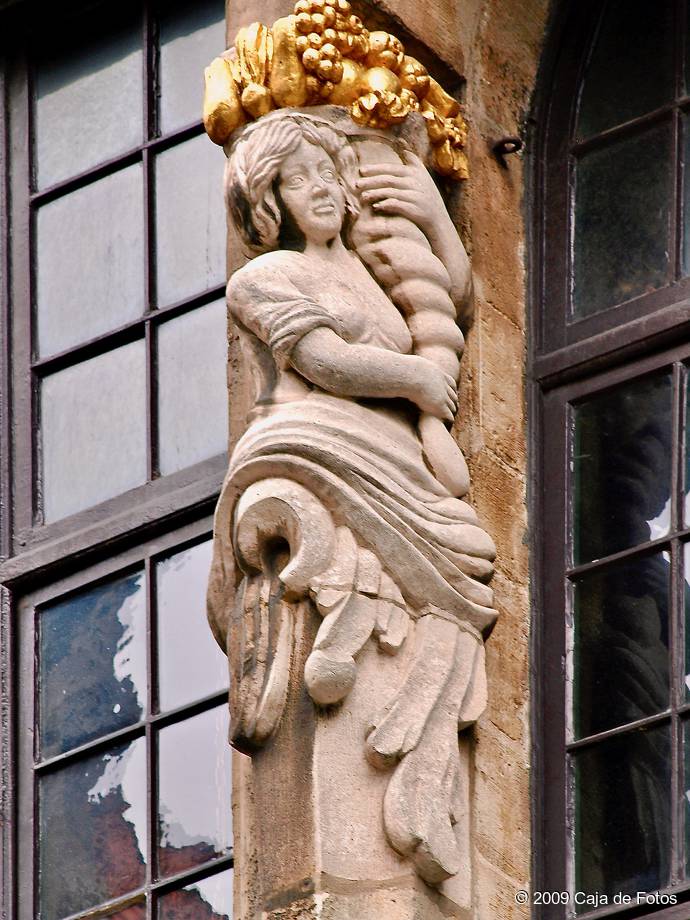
[36, 165, 146, 356]
[157, 301, 229, 475]
[572, 372, 672, 564]
[155, 134, 226, 307]
[159, 0, 226, 134]
[576, 0, 673, 139]
[108, 907, 147, 919]
[573, 123, 672, 319]
[39, 571, 146, 759]
[41, 340, 147, 522]
[684, 545, 690, 700]
[685, 720, 690, 877]
[39, 738, 147, 920]
[157, 540, 228, 712]
[574, 726, 671, 907]
[35, 6, 143, 189]
[158, 869, 233, 919]
[683, 117, 690, 279]
[157, 707, 232, 878]
[573, 554, 669, 740]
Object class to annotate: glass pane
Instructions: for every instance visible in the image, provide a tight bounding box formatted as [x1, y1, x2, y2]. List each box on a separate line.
[159, 0, 226, 135]
[574, 726, 671, 906]
[573, 553, 669, 740]
[576, 0, 674, 139]
[157, 540, 227, 712]
[684, 544, 690, 699]
[682, 115, 690, 278]
[39, 737, 147, 920]
[157, 706, 232, 878]
[41, 340, 147, 522]
[572, 372, 673, 565]
[573, 123, 673, 319]
[158, 869, 233, 919]
[34, 5, 143, 189]
[685, 719, 690, 877]
[154, 134, 226, 307]
[39, 571, 146, 759]
[36, 165, 146, 356]
[157, 300, 229, 475]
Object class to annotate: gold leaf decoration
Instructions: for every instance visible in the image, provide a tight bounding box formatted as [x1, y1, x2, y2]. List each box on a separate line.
[202, 2, 469, 180]
[270, 16, 309, 107]
[203, 56, 246, 144]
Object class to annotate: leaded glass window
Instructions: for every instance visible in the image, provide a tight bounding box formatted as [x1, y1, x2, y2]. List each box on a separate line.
[535, 0, 690, 917]
[0, 2, 234, 918]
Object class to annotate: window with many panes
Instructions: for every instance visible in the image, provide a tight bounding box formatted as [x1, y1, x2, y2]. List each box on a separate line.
[535, 0, 690, 918]
[0, 1, 234, 917]
[18, 527, 232, 919]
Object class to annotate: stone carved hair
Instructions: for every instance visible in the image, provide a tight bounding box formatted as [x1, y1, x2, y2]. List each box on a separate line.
[226, 111, 360, 252]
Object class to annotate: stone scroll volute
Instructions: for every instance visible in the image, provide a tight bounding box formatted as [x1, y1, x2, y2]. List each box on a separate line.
[204, 10, 498, 916]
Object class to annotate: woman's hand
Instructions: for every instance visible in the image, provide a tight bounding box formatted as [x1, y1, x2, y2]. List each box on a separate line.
[357, 152, 452, 241]
[406, 357, 458, 422]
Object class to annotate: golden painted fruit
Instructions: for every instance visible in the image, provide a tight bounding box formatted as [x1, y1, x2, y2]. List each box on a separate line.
[328, 58, 364, 104]
[203, 56, 246, 145]
[241, 82, 275, 118]
[302, 47, 321, 71]
[270, 16, 309, 107]
[365, 31, 404, 71]
[317, 58, 335, 79]
[361, 66, 401, 96]
[235, 22, 272, 86]
[399, 55, 430, 99]
[425, 78, 460, 118]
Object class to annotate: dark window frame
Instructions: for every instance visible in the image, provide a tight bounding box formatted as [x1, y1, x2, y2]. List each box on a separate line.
[535, 0, 690, 380]
[532, 1, 690, 918]
[1, 0, 228, 568]
[0, 2, 232, 918]
[15, 517, 232, 920]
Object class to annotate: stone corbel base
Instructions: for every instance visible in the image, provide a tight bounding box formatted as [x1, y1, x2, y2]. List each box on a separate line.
[231, 595, 476, 920]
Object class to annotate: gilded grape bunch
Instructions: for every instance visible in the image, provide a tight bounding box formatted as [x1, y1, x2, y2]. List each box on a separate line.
[203, 0, 469, 180]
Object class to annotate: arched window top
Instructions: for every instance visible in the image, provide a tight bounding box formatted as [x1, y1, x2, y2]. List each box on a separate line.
[534, 4, 690, 917]
[538, 0, 690, 365]
[576, 1, 675, 141]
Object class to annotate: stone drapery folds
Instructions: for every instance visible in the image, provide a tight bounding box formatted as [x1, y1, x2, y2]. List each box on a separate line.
[207, 100, 498, 910]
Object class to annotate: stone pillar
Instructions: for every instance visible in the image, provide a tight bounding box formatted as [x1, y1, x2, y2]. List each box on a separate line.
[205, 5, 501, 919]
[232, 606, 478, 920]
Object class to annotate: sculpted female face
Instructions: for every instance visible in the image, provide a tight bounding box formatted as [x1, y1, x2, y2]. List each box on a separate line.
[277, 137, 346, 246]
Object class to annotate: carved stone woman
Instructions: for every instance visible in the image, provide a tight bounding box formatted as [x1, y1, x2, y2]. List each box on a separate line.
[208, 107, 497, 897]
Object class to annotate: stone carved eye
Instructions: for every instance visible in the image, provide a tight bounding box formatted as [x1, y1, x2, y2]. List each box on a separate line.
[284, 174, 305, 189]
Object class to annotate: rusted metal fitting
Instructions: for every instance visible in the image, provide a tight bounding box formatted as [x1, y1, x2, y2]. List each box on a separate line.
[492, 136, 523, 157]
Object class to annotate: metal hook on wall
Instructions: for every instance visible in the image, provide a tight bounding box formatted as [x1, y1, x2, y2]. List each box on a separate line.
[491, 135, 523, 166]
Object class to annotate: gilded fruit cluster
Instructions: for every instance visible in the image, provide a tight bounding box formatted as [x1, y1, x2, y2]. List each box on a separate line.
[203, 1, 470, 180]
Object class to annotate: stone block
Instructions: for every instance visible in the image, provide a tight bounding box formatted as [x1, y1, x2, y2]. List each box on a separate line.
[484, 571, 529, 743]
[473, 722, 530, 881]
[468, 449, 527, 586]
[478, 302, 525, 473]
[474, 852, 530, 920]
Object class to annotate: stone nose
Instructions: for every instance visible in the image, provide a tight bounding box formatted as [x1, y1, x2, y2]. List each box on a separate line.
[311, 174, 330, 196]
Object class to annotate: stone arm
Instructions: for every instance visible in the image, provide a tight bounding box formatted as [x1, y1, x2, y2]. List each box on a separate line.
[358, 153, 473, 324]
[291, 327, 457, 422]
[426, 214, 473, 324]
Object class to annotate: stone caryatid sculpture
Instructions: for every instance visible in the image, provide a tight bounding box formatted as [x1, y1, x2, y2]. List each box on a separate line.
[205, 5, 498, 915]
